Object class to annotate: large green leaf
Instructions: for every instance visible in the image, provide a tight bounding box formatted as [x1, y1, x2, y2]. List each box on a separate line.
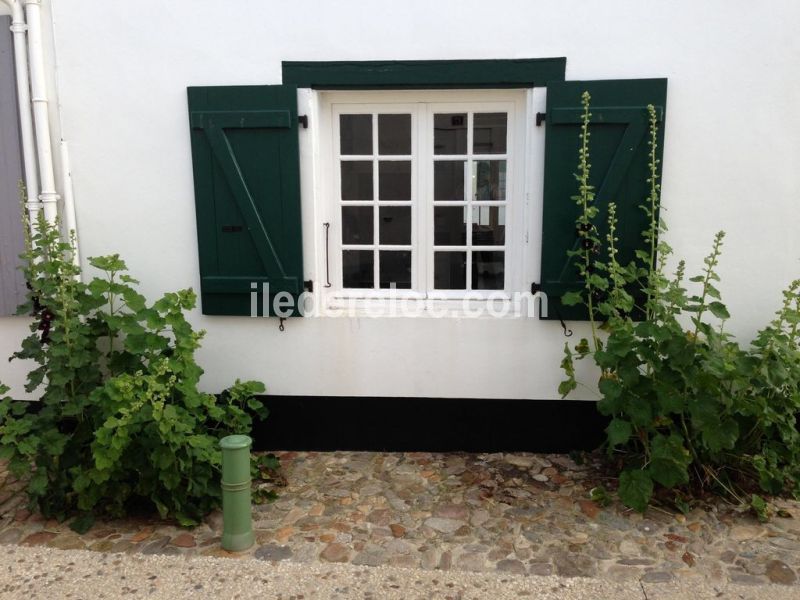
[618, 469, 653, 513]
[606, 418, 633, 447]
[648, 433, 691, 487]
[702, 417, 739, 453]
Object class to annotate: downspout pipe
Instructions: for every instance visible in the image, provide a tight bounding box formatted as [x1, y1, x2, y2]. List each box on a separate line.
[1, 0, 40, 227]
[22, 0, 59, 225]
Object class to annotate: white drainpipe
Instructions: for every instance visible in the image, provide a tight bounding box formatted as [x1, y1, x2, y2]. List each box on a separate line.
[22, 0, 59, 224]
[59, 140, 80, 266]
[1, 0, 39, 226]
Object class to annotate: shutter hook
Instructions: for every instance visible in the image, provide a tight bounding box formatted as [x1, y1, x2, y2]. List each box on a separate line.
[278, 317, 285, 332]
[560, 317, 573, 338]
[553, 304, 573, 338]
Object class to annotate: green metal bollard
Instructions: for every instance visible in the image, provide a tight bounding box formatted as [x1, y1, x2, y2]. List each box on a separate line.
[220, 434, 254, 552]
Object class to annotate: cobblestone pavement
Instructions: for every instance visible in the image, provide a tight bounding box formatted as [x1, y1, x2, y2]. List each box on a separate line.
[0, 451, 798, 588]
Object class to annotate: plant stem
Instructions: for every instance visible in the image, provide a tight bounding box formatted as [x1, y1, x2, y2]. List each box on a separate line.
[692, 232, 725, 342]
[645, 105, 661, 321]
[577, 91, 600, 351]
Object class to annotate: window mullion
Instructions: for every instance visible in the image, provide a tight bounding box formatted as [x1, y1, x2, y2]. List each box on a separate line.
[419, 103, 431, 297]
[372, 113, 379, 290]
[465, 111, 474, 291]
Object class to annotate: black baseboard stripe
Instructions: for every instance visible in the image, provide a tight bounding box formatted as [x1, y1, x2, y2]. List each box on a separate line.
[252, 396, 608, 454]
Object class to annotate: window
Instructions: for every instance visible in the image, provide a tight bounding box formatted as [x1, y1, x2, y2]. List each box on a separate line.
[323, 90, 526, 302]
[186, 66, 667, 320]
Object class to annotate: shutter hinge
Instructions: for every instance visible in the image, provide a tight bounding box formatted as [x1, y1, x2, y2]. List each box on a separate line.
[304, 280, 313, 293]
[531, 282, 541, 295]
[535, 112, 546, 127]
[298, 115, 309, 129]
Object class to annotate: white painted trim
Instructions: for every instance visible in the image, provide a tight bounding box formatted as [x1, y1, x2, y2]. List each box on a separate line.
[524, 87, 548, 316]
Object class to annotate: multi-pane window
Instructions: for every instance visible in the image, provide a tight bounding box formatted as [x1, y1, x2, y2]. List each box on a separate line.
[338, 112, 414, 290]
[332, 97, 516, 297]
[432, 112, 507, 291]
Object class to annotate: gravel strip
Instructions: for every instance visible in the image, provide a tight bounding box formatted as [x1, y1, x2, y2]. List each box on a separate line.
[0, 544, 797, 600]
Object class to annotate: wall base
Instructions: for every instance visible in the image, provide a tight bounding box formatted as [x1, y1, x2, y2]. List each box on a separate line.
[252, 396, 608, 453]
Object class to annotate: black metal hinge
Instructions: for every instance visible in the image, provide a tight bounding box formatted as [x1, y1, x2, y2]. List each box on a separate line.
[304, 280, 313, 293]
[298, 115, 309, 129]
[531, 282, 541, 294]
[536, 112, 546, 127]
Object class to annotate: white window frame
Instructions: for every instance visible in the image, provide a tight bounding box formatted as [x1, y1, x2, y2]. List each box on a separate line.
[305, 88, 541, 317]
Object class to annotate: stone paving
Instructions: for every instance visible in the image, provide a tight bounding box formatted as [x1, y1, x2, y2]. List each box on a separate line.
[0, 451, 798, 588]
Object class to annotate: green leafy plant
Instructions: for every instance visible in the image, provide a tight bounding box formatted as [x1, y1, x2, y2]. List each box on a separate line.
[0, 211, 267, 525]
[559, 93, 800, 513]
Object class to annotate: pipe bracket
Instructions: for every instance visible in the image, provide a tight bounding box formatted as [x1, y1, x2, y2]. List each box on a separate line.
[38, 192, 61, 203]
[221, 480, 251, 492]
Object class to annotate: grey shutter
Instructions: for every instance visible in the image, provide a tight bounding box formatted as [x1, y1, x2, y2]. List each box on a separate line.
[0, 16, 26, 316]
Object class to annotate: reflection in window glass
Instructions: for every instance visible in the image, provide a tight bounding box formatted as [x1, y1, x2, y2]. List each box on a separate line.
[434, 161, 465, 201]
[472, 160, 506, 201]
[472, 113, 507, 154]
[471, 206, 505, 246]
[341, 161, 373, 200]
[340, 114, 372, 155]
[434, 113, 467, 155]
[378, 114, 411, 155]
[379, 251, 412, 289]
[473, 251, 504, 290]
[341, 206, 373, 245]
[379, 161, 411, 200]
[434, 206, 467, 246]
[343, 250, 374, 288]
[434, 252, 466, 289]
[379, 206, 411, 245]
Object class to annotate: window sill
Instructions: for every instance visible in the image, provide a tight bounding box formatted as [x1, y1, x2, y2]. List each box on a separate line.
[314, 296, 534, 319]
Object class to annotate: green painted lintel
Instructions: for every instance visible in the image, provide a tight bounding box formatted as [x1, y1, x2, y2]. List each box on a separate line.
[282, 58, 566, 89]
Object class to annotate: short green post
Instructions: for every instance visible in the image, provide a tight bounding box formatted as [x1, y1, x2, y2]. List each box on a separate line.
[220, 434, 254, 552]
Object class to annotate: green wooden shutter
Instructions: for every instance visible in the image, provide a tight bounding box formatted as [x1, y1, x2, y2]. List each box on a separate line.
[187, 85, 304, 316]
[540, 78, 667, 321]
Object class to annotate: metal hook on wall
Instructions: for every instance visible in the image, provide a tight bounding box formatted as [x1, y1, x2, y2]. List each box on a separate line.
[553, 305, 573, 338]
[323, 223, 332, 288]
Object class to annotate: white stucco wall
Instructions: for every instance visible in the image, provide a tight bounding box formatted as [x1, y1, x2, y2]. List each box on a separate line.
[1, 0, 799, 400]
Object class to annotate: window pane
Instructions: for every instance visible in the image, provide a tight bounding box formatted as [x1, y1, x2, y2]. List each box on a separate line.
[434, 252, 466, 290]
[472, 160, 506, 201]
[379, 161, 411, 200]
[342, 206, 373, 245]
[340, 114, 372, 155]
[473, 251, 504, 290]
[343, 250, 374, 288]
[471, 206, 505, 245]
[434, 160, 465, 201]
[379, 206, 411, 245]
[379, 251, 411, 289]
[434, 113, 467, 155]
[473, 113, 507, 154]
[341, 161, 373, 200]
[434, 206, 467, 246]
[378, 114, 411, 155]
